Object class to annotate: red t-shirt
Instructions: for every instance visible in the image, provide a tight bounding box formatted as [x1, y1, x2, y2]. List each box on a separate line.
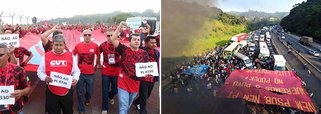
[14, 47, 32, 67]
[0, 63, 30, 113]
[99, 41, 121, 76]
[45, 51, 73, 96]
[116, 43, 150, 92]
[141, 49, 156, 82]
[73, 42, 100, 74]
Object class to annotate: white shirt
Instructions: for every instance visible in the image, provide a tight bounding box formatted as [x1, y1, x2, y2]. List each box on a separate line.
[37, 50, 80, 81]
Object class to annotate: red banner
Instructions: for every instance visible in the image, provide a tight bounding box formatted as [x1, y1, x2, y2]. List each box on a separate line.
[19, 30, 159, 72]
[219, 70, 316, 112]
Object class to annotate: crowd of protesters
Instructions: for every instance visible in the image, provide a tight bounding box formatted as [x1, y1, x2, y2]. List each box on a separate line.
[166, 31, 317, 113]
[0, 20, 159, 114]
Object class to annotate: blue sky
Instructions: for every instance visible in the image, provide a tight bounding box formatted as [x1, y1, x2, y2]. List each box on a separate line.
[216, 0, 307, 13]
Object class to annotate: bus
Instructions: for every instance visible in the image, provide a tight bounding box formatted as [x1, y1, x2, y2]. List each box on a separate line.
[224, 42, 240, 55]
[259, 42, 270, 57]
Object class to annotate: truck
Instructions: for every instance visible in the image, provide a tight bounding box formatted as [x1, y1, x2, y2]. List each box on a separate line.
[230, 33, 247, 42]
[299, 36, 313, 46]
[234, 52, 253, 68]
[260, 35, 265, 41]
[273, 55, 286, 71]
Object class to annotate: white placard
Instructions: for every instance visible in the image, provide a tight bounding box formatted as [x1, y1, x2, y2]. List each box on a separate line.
[49, 72, 73, 89]
[0, 34, 20, 47]
[0, 85, 15, 105]
[135, 62, 159, 77]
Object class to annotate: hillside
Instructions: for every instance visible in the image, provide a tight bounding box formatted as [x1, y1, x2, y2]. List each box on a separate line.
[228, 10, 288, 22]
[280, 0, 321, 42]
[162, 0, 248, 74]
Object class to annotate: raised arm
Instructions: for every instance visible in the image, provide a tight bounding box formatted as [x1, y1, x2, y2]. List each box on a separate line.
[111, 22, 128, 48]
[41, 25, 60, 46]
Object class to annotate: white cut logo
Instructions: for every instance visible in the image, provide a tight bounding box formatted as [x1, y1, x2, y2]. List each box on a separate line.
[50, 60, 67, 67]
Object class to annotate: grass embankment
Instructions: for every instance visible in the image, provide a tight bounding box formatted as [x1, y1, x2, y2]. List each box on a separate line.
[181, 20, 248, 56]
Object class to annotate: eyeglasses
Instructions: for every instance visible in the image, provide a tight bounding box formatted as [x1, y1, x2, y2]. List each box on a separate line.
[106, 35, 112, 37]
[84, 34, 92, 37]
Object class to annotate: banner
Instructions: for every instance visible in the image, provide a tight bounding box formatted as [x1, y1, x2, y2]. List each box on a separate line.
[182, 65, 209, 76]
[219, 70, 316, 112]
[20, 30, 160, 72]
[0, 34, 19, 47]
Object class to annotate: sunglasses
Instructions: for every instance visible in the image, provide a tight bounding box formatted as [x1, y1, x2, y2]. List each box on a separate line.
[106, 35, 112, 37]
[84, 34, 92, 37]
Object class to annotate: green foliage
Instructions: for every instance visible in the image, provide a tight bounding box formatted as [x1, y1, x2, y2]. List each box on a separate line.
[44, 9, 159, 25]
[182, 19, 248, 56]
[280, 0, 321, 42]
[110, 13, 134, 24]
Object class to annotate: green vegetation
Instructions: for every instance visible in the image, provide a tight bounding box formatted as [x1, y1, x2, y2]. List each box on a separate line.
[181, 14, 248, 56]
[280, 0, 321, 42]
[41, 9, 159, 25]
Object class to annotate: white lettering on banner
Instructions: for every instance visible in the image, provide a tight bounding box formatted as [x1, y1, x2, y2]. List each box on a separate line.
[0, 86, 15, 105]
[50, 60, 67, 67]
[0, 34, 20, 47]
[135, 62, 159, 77]
[49, 72, 73, 89]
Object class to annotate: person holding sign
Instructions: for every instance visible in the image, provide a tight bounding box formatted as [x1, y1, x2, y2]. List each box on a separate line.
[73, 29, 100, 114]
[133, 36, 160, 114]
[99, 29, 122, 114]
[2, 29, 18, 64]
[0, 43, 31, 114]
[37, 35, 80, 114]
[111, 22, 150, 114]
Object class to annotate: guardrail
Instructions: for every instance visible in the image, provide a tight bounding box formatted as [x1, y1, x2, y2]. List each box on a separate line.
[274, 32, 321, 81]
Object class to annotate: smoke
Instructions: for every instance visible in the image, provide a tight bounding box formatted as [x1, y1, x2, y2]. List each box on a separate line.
[162, 0, 222, 58]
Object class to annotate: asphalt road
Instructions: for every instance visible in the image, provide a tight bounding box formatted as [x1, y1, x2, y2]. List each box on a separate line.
[21, 70, 160, 114]
[282, 33, 321, 71]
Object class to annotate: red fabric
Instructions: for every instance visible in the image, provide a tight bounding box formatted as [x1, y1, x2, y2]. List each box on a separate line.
[116, 43, 149, 92]
[45, 51, 73, 96]
[99, 41, 121, 76]
[219, 70, 316, 112]
[73, 42, 100, 74]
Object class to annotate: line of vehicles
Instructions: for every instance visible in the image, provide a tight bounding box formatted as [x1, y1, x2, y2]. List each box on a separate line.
[274, 25, 320, 57]
[223, 27, 287, 71]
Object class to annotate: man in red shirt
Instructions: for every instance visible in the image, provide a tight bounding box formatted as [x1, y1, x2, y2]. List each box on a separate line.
[13, 47, 33, 68]
[0, 43, 31, 114]
[134, 36, 160, 114]
[73, 29, 100, 114]
[37, 35, 80, 114]
[99, 29, 121, 114]
[111, 22, 150, 114]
